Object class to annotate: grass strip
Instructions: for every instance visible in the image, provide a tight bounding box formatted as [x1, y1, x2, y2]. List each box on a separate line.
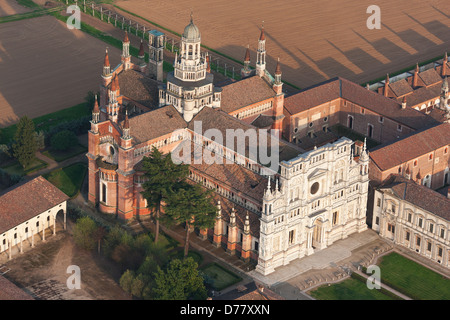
[43, 162, 87, 198]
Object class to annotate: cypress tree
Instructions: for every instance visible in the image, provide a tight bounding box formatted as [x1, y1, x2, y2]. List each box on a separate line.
[12, 116, 37, 168]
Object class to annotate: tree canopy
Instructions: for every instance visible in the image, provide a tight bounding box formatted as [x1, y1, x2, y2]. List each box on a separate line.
[12, 116, 37, 168]
[140, 146, 189, 242]
[152, 257, 207, 300]
[165, 182, 217, 257]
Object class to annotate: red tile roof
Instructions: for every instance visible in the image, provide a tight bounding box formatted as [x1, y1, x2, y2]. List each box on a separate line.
[370, 123, 450, 171]
[0, 276, 34, 300]
[0, 176, 69, 234]
[378, 174, 450, 221]
[128, 105, 187, 144]
[219, 75, 276, 114]
[286, 77, 438, 129]
[284, 78, 341, 115]
[418, 68, 443, 87]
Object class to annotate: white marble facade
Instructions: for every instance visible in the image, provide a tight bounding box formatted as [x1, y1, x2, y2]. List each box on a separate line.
[256, 137, 369, 275]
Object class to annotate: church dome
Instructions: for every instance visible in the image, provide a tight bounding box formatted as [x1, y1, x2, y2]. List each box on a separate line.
[183, 18, 200, 41]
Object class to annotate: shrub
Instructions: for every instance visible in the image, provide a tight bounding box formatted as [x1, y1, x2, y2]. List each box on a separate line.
[50, 130, 78, 151]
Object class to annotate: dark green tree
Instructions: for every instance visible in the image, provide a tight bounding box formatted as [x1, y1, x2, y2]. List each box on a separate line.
[165, 182, 217, 257]
[50, 130, 78, 151]
[140, 147, 189, 243]
[119, 269, 135, 294]
[12, 116, 37, 168]
[34, 130, 45, 151]
[73, 216, 97, 251]
[152, 257, 207, 300]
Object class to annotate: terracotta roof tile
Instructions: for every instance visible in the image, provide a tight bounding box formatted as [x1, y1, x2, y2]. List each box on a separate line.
[418, 68, 443, 86]
[128, 105, 187, 144]
[219, 75, 276, 114]
[0, 276, 34, 300]
[396, 82, 441, 107]
[340, 77, 438, 130]
[370, 123, 450, 171]
[378, 174, 450, 221]
[388, 79, 413, 97]
[284, 78, 341, 115]
[0, 176, 69, 234]
[189, 107, 300, 163]
[118, 70, 159, 109]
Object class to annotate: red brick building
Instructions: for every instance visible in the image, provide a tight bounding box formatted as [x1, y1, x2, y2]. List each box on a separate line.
[369, 123, 450, 190]
[283, 77, 441, 148]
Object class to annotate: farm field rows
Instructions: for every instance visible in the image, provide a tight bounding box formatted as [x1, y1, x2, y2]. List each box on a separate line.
[0, 13, 122, 128]
[0, 0, 31, 17]
[115, 0, 450, 89]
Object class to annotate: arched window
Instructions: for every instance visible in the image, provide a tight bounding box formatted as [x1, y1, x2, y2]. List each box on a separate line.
[102, 183, 107, 203]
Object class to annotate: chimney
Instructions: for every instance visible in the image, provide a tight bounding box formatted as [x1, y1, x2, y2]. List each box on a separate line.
[402, 96, 407, 109]
[413, 63, 419, 88]
[384, 74, 390, 97]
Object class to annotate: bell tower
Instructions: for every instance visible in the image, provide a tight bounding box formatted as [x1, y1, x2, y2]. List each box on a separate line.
[256, 25, 266, 77]
[148, 29, 165, 82]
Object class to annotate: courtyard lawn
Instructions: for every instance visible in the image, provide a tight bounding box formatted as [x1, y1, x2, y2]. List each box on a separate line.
[309, 276, 398, 300]
[376, 252, 450, 300]
[42, 144, 87, 162]
[1, 158, 47, 176]
[43, 162, 87, 198]
[200, 262, 242, 292]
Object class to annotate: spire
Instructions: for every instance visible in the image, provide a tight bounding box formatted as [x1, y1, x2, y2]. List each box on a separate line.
[216, 200, 222, 218]
[123, 30, 129, 43]
[93, 95, 99, 114]
[123, 110, 130, 129]
[103, 48, 111, 76]
[275, 57, 281, 75]
[111, 73, 118, 92]
[230, 207, 236, 226]
[256, 23, 266, 77]
[259, 24, 265, 41]
[206, 53, 211, 73]
[104, 48, 110, 67]
[244, 211, 250, 234]
[92, 95, 100, 124]
[416, 169, 422, 181]
[138, 39, 145, 58]
[244, 44, 250, 62]
[363, 137, 367, 153]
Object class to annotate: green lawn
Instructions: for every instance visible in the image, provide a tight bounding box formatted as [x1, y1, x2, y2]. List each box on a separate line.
[310, 276, 397, 300]
[377, 252, 450, 300]
[1, 158, 48, 176]
[43, 162, 87, 198]
[200, 263, 242, 291]
[42, 144, 87, 162]
[0, 103, 90, 145]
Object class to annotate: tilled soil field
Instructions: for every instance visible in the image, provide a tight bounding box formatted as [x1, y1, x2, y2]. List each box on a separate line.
[115, 0, 450, 88]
